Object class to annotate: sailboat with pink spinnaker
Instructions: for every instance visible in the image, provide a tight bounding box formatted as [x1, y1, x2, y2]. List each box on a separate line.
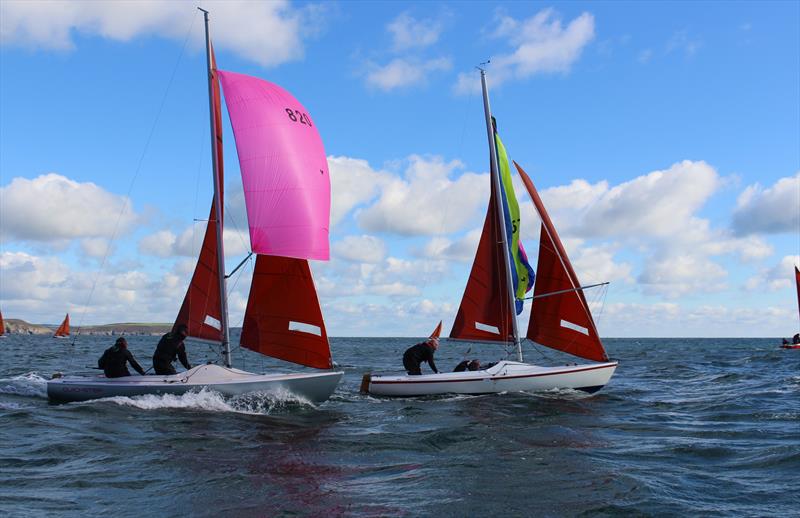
[48, 10, 342, 404]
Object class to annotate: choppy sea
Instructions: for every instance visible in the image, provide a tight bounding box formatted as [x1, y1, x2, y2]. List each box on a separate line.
[0, 335, 798, 517]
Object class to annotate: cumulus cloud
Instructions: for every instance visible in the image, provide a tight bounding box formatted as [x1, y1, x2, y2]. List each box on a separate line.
[358, 155, 488, 236]
[80, 238, 113, 259]
[365, 57, 452, 91]
[732, 172, 800, 235]
[745, 255, 800, 292]
[638, 254, 727, 298]
[0, 174, 137, 242]
[455, 8, 595, 93]
[328, 156, 391, 226]
[0, 0, 317, 68]
[421, 228, 482, 262]
[387, 12, 443, 51]
[332, 235, 387, 264]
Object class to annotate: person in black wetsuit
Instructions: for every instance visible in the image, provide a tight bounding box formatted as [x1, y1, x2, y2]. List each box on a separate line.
[98, 337, 145, 378]
[793, 333, 800, 345]
[152, 324, 191, 375]
[402, 337, 439, 375]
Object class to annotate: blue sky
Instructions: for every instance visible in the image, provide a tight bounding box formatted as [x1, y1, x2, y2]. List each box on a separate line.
[0, 0, 798, 337]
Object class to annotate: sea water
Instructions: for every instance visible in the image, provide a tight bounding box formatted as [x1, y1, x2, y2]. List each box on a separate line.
[0, 335, 798, 516]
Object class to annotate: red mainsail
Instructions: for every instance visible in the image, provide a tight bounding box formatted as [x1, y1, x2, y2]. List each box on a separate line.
[54, 313, 70, 338]
[795, 266, 800, 323]
[450, 183, 515, 343]
[0, 310, 5, 336]
[515, 162, 608, 362]
[240, 255, 332, 369]
[173, 44, 225, 341]
[429, 320, 443, 339]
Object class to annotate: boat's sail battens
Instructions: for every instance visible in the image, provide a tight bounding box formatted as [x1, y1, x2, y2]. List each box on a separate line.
[174, 47, 225, 342]
[217, 70, 330, 261]
[515, 162, 609, 362]
[240, 255, 333, 369]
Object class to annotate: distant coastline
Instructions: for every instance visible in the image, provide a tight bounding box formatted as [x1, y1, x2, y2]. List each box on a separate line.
[2, 319, 173, 336]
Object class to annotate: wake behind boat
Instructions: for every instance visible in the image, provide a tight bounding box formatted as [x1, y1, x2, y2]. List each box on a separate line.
[364, 69, 617, 397]
[48, 10, 342, 404]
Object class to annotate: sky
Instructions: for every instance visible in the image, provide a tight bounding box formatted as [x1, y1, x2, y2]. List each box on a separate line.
[0, 0, 798, 337]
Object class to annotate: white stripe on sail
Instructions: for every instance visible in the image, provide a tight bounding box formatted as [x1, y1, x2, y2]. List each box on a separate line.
[289, 321, 322, 336]
[475, 322, 500, 335]
[560, 319, 588, 335]
[204, 315, 222, 330]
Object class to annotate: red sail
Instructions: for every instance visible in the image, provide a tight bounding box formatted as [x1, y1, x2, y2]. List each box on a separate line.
[795, 266, 800, 323]
[450, 184, 515, 343]
[0, 310, 5, 336]
[173, 44, 225, 341]
[515, 162, 608, 362]
[240, 255, 332, 369]
[54, 313, 70, 337]
[429, 320, 443, 339]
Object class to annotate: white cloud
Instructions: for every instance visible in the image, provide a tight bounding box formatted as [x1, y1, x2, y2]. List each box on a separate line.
[80, 238, 113, 259]
[358, 155, 487, 236]
[745, 255, 800, 292]
[0, 174, 137, 242]
[732, 172, 800, 235]
[421, 228, 482, 262]
[139, 230, 177, 258]
[455, 8, 595, 93]
[638, 254, 727, 298]
[0, 0, 315, 68]
[387, 13, 443, 51]
[637, 49, 653, 64]
[366, 57, 452, 91]
[327, 156, 391, 226]
[332, 235, 387, 264]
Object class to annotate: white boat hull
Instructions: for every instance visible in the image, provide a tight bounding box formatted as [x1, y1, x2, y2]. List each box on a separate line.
[47, 364, 343, 404]
[363, 360, 617, 397]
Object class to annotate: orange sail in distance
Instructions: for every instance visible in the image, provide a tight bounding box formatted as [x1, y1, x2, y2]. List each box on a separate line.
[429, 320, 443, 339]
[54, 313, 70, 338]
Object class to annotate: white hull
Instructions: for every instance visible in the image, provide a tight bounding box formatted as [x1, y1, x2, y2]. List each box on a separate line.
[363, 360, 617, 397]
[47, 364, 343, 404]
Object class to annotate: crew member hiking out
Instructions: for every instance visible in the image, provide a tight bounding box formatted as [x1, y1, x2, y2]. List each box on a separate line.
[402, 337, 439, 375]
[98, 337, 145, 378]
[153, 324, 191, 375]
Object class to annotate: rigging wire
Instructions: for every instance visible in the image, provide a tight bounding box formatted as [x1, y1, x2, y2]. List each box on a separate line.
[70, 11, 199, 350]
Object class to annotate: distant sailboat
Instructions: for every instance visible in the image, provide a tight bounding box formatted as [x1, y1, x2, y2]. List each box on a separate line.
[53, 314, 70, 338]
[48, 10, 342, 403]
[780, 266, 800, 349]
[364, 69, 617, 397]
[0, 310, 5, 337]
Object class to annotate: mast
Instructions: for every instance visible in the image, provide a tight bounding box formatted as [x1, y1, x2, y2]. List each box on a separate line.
[200, 8, 231, 368]
[479, 68, 522, 362]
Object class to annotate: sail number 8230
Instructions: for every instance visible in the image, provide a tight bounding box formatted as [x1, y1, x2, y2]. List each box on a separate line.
[285, 108, 313, 127]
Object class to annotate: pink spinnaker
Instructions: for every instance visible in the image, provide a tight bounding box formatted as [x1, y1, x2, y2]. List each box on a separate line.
[218, 70, 330, 261]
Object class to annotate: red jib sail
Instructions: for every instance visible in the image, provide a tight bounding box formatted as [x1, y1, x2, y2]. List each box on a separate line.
[173, 44, 225, 342]
[240, 255, 332, 369]
[515, 162, 609, 362]
[54, 313, 70, 338]
[450, 181, 515, 343]
[795, 266, 800, 323]
[0, 310, 5, 336]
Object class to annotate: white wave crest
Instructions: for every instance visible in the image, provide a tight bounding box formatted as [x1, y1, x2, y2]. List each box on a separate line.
[98, 387, 314, 415]
[0, 372, 48, 398]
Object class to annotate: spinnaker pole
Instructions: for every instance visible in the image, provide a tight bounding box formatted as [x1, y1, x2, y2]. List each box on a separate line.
[200, 8, 232, 368]
[479, 68, 522, 362]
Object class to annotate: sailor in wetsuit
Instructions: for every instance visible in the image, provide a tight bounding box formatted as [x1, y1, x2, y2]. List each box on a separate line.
[98, 337, 146, 378]
[152, 324, 191, 375]
[402, 337, 439, 375]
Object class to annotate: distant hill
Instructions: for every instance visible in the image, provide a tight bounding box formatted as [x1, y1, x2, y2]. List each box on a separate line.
[3, 319, 172, 336]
